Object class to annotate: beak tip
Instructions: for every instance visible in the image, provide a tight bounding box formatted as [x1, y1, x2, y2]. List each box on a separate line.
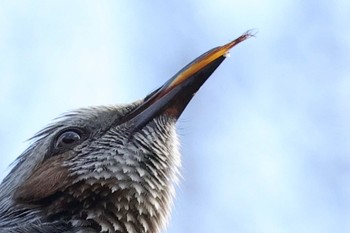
[223, 29, 256, 52]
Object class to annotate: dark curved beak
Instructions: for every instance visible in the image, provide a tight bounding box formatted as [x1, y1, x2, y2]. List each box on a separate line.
[123, 32, 253, 130]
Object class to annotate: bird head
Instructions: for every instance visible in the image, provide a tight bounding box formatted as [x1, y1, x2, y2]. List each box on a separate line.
[0, 32, 252, 233]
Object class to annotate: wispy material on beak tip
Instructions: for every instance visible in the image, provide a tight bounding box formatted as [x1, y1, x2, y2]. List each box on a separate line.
[223, 29, 256, 58]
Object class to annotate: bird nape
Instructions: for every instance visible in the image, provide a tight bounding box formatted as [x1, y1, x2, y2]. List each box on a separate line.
[0, 32, 252, 233]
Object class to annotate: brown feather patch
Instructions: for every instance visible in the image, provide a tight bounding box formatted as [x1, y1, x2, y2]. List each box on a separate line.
[14, 156, 73, 203]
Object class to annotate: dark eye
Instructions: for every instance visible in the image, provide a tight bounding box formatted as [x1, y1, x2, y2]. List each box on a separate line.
[55, 130, 82, 149]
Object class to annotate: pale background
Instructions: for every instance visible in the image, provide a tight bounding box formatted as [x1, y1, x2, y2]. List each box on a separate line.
[1, 1, 350, 233]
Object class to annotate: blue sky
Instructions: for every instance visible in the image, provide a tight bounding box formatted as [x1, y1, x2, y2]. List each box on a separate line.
[1, 1, 350, 233]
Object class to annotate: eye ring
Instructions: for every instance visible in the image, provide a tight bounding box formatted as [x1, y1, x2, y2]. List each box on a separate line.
[55, 129, 83, 149]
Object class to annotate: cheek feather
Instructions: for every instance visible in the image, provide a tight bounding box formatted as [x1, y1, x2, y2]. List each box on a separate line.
[15, 156, 72, 203]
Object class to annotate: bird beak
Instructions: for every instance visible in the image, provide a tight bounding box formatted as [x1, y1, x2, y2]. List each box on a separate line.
[122, 32, 253, 131]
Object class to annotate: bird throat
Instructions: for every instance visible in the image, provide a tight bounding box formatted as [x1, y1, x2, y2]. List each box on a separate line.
[45, 180, 169, 233]
[42, 122, 180, 233]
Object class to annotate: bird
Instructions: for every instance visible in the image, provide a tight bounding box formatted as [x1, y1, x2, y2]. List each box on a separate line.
[0, 32, 252, 233]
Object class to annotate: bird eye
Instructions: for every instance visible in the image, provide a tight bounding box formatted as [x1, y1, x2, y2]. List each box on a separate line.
[55, 130, 82, 149]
